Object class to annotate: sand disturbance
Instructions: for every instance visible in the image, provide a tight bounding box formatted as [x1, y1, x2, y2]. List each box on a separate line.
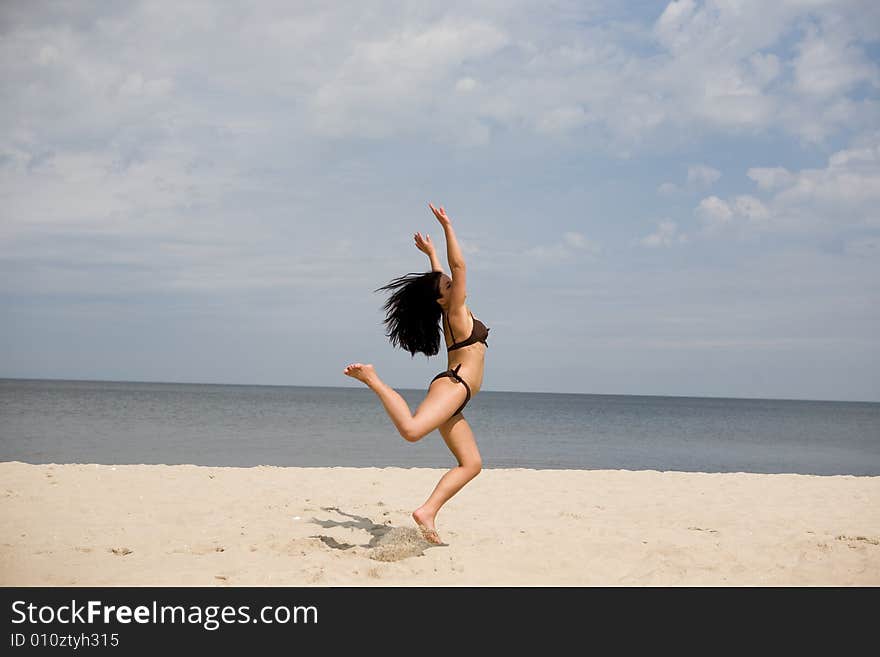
[308, 506, 440, 562]
[368, 527, 435, 562]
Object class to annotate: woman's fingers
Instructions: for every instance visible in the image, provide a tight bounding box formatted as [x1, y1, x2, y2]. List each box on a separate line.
[414, 231, 433, 253]
[428, 202, 449, 223]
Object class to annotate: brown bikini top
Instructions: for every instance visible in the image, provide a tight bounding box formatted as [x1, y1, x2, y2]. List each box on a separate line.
[444, 311, 489, 350]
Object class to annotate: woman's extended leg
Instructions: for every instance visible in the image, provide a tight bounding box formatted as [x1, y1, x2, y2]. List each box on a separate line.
[342, 362, 466, 442]
[412, 414, 482, 544]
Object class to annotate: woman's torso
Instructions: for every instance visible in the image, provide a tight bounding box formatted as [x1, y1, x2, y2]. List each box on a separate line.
[442, 306, 488, 394]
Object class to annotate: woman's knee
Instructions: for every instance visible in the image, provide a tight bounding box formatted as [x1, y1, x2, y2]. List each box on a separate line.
[400, 422, 427, 443]
[400, 426, 419, 442]
[463, 459, 482, 478]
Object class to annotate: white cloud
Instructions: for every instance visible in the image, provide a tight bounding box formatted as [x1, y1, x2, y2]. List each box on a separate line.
[455, 77, 478, 93]
[687, 164, 721, 187]
[563, 231, 598, 251]
[764, 139, 880, 221]
[732, 195, 769, 221]
[1, 3, 878, 286]
[536, 105, 591, 135]
[695, 194, 770, 233]
[0, 135, 390, 296]
[698, 134, 880, 237]
[2, 1, 877, 154]
[647, 1, 879, 142]
[653, 0, 698, 51]
[793, 23, 878, 98]
[527, 231, 601, 261]
[309, 20, 509, 139]
[747, 52, 780, 87]
[747, 167, 795, 190]
[659, 163, 721, 197]
[640, 220, 688, 248]
[696, 195, 733, 226]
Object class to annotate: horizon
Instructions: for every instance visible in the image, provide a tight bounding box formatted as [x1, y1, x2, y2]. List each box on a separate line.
[3, 376, 876, 405]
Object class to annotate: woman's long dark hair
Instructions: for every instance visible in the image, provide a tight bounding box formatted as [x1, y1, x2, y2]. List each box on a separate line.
[375, 271, 443, 357]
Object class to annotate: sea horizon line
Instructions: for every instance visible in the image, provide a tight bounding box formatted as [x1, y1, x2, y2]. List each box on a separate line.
[2, 376, 877, 405]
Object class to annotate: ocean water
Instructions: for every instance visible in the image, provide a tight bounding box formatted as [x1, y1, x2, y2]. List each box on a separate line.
[1, 378, 878, 475]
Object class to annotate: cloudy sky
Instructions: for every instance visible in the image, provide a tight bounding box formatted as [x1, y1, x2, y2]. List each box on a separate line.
[2, 1, 879, 401]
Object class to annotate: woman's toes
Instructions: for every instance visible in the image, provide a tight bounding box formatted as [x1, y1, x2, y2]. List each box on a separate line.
[343, 363, 374, 384]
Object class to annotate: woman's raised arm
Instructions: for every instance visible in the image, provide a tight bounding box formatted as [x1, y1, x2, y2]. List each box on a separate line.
[429, 203, 466, 272]
[414, 231, 445, 274]
[429, 203, 467, 310]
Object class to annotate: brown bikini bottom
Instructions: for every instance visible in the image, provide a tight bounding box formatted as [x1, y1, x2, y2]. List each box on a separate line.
[430, 363, 471, 417]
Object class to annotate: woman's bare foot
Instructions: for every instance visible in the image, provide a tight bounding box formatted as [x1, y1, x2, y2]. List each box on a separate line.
[343, 362, 377, 386]
[412, 508, 442, 545]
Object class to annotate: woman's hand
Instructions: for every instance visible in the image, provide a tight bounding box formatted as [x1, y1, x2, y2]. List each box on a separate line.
[429, 203, 452, 227]
[414, 231, 435, 255]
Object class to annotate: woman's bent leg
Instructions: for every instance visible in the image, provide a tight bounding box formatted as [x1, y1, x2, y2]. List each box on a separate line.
[343, 362, 466, 442]
[413, 414, 482, 543]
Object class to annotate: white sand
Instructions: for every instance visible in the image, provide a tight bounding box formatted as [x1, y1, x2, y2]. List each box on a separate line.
[1, 461, 878, 586]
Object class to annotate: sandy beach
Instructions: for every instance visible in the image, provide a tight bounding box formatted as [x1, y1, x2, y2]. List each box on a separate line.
[1, 461, 878, 586]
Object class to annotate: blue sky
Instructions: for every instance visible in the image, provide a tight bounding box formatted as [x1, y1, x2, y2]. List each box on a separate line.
[2, 1, 879, 401]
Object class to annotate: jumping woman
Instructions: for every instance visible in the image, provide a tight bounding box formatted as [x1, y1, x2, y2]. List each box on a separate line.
[343, 203, 489, 545]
